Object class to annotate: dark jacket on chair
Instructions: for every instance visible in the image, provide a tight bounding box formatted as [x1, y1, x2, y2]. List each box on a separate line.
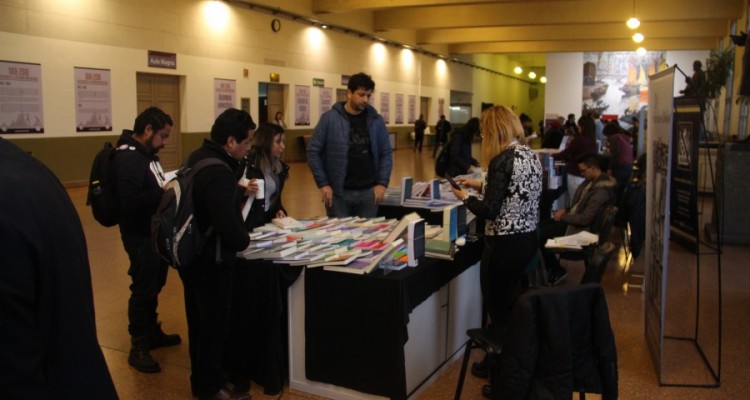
[497, 284, 618, 400]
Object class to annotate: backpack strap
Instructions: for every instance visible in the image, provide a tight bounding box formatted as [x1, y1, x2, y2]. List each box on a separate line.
[189, 157, 232, 266]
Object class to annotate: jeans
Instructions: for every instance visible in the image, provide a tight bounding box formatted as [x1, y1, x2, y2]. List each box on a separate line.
[327, 188, 378, 218]
[122, 234, 169, 344]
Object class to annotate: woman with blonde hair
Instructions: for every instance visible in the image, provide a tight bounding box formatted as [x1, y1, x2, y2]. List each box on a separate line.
[451, 106, 542, 388]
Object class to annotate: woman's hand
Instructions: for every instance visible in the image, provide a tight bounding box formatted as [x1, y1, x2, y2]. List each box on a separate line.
[450, 185, 468, 201]
[455, 177, 481, 191]
[241, 178, 261, 197]
[275, 209, 287, 218]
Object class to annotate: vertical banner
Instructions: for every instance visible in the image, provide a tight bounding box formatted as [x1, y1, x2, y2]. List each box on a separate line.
[644, 66, 675, 377]
[0, 61, 44, 133]
[295, 85, 310, 126]
[319, 87, 333, 118]
[214, 78, 236, 119]
[408, 95, 416, 124]
[670, 97, 701, 245]
[380, 92, 390, 124]
[75, 67, 112, 132]
[395, 94, 404, 124]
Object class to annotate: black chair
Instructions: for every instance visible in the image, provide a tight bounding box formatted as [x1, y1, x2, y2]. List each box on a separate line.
[454, 284, 618, 400]
[557, 204, 618, 283]
[579, 241, 616, 284]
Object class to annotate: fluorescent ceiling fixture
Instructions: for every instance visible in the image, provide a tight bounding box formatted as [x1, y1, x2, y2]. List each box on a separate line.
[626, 17, 640, 30]
[632, 32, 644, 43]
[514, 66, 523, 74]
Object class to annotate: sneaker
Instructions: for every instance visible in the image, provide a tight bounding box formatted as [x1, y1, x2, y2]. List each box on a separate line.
[128, 345, 160, 373]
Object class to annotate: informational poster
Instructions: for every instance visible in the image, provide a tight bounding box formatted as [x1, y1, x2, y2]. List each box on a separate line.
[380, 92, 390, 124]
[0, 61, 44, 133]
[295, 85, 310, 126]
[408, 95, 416, 124]
[319, 87, 333, 118]
[75, 67, 112, 132]
[394, 94, 404, 124]
[644, 66, 675, 379]
[214, 78, 236, 119]
[670, 98, 701, 244]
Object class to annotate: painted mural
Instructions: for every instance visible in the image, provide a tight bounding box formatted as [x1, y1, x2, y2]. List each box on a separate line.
[583, 51, 667, 123]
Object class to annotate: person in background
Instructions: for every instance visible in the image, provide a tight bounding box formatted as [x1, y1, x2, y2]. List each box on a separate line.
[112, 107, 181, 373]
[541, 119, 565, 149]
[307, 72, 393, 218]
[273, 111, 286, 130]
[554, 115, 598, 207]
[414, 113, 427, 153]
[627, 116, 640, 160]
[0, 139, 119, 399]
[433, 114, 452, 158]
[224, 122, 289, 396]
[539, 153, 615, 285]
[593, 111, 605, 152]
[450, 106, 542, 397]
[447, 116, 481, 177]
[603, 121, 633, 203]
[180, 108, 255, 400]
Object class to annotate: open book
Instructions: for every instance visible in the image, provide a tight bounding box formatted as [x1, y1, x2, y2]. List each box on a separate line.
[544, 231, 598, 250]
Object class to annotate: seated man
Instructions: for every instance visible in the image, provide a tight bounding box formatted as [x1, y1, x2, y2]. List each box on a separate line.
[540, 153, 615, 284]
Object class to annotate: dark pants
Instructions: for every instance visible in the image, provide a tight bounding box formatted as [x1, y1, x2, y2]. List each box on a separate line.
[481, 231, 537, 329]
[180, 261, 235, 397]
[539, 220, 568, 273]
[122, 234, 169, 344]
[611, 164, 633, 204]
[414, 132, 424, 151]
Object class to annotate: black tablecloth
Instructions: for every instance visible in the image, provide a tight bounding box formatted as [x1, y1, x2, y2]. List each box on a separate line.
[232, 260, 303, 394]
[304, 239, 483, 399]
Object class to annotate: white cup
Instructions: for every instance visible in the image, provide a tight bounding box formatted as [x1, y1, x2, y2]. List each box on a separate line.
[255, 178, 265, 199]
[239, 177, 250, 187]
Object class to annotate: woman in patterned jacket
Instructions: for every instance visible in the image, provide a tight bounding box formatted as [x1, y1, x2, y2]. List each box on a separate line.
[451, 105, 542, 330]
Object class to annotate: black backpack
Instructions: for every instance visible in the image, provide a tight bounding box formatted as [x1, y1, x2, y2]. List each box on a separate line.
[86, 142, 130, 227]
[151, 158, 230, 270]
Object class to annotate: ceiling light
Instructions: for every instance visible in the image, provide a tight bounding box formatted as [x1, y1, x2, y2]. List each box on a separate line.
[514, 66, 523, 74]
[321, 25, 328, 29]
[626, 17, 640, 30]
[636, 47, 647, 56]
[528, 71, 537, 79]
[632, 32, 644, 43]
[540, 76, 547, 84]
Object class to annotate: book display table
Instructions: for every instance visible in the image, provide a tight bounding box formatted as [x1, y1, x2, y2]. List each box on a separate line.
[289, 239, 483, 399]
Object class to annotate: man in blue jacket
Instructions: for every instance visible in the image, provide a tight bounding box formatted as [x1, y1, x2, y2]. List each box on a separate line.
[307, 72, 393, 218]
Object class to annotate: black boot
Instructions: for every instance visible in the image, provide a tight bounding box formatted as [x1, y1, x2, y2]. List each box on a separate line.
[146, 321, 182, 350]
[128, 344, 160, 373]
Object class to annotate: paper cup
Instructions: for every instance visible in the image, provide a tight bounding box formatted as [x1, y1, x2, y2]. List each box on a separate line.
[255, 178, 265, 199]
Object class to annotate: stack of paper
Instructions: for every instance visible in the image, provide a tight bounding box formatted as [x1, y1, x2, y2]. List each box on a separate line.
[544, 231, 598, 250]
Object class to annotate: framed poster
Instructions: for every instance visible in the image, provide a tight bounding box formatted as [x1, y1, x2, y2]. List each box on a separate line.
[75, 67, 112, 132]
[0, 61, 44, 133]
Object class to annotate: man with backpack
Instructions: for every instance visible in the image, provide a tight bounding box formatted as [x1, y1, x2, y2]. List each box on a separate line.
[112, 107, 181, 373]
[180, 108, 254, 400]
[432, 114, 451, 158]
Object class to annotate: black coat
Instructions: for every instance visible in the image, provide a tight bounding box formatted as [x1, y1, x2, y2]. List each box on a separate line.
[240, 150, 289, 230]
[497, 284, 618, 400]
[187, 139, 250, 266]
[0, 139, 118, 399]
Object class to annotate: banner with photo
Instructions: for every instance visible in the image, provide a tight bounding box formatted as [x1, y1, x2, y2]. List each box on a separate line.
[0, 61, 44, 133]
[394, 94, 404, 124]
[582, 51, 667, 123]
[380, 92, 390, 123]
[75, 67, 112, 132]
[408, 95, 416, 124]
[214, 78, 236, 119]
[319, 87, 333, 118]
[295, 85, 310, 126]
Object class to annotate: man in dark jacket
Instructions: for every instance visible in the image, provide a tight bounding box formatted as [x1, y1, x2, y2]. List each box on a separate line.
[0, 139, 118, 399]
[540, 153, 615, 284]
[112, 107, 181, 373]
[307, 72, 393, 218]
[433, 114, 452, 158]
[180, 108, 254, 400]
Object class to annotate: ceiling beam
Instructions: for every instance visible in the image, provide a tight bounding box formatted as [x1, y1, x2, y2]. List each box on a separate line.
[449, 38, 719, 54]
[313, 0, 525, 14]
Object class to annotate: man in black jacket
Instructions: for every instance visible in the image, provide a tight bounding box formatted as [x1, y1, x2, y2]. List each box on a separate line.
[112, 107, 181, 373]
[0, 139, 118, 399]
[180, 108, 254, 400]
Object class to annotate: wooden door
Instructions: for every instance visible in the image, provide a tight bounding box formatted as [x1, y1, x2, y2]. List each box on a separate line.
[136, 73, 181, 171]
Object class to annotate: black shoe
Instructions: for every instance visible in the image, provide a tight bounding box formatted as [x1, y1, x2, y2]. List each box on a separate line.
[482, 384, 493, 399]
[146, 322, 182, 350]
[471, 354, 489, 379]
[128, 345, 160, 373]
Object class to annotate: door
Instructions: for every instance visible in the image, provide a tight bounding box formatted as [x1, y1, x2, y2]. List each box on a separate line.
[136, 73, 181, 171]
[267, 83, 285, 124]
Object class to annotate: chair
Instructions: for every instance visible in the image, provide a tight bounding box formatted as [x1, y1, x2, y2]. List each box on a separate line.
[579, 241, 616, 284]
[557, 204, 618, 283]
[454, 284, 618, 400]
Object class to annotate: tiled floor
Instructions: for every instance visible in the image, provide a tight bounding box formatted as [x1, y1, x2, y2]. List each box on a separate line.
[69, 144, 750, 399]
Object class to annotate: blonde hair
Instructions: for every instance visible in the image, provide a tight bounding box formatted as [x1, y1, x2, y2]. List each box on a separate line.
[480, 105, 525, 165]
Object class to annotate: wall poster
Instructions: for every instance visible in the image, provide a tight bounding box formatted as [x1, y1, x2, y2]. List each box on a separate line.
[75, 67, 112, 132]
[394, 94, 404, 124]
[319, 87, 333, 118]
[295, 85, 310, 126]
[380, 92, 390, 124]
[0, 61, 44, 133]
[214, 78, 236, 119]
[408, 95, 416, 124]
